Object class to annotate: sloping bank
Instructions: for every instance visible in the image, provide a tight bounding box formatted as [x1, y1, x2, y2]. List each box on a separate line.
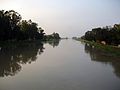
[78, 39, 120, 57]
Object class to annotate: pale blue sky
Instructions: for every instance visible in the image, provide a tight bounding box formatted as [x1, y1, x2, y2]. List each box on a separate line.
[0, 0, 120, 37]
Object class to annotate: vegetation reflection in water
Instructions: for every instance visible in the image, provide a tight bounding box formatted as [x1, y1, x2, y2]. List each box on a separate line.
[84, 43, 120, 78]
[0, 40, 60, 77]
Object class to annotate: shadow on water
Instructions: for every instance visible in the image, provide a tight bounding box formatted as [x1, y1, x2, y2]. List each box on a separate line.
[84, 43, 120, 78]
[0, 40, 60, 78]
[44, 39, 61, 48]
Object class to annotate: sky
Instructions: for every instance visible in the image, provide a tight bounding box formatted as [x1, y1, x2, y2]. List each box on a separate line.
[0, 0, 120, 37]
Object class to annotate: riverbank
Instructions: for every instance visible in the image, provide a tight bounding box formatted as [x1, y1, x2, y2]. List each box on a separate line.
[75, 38, 120, 57]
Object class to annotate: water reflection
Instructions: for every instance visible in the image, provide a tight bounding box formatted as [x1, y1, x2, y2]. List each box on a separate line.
[0, 40, 60, 77]
[45, 39, 60, 48]
[84, 43, 120, 78]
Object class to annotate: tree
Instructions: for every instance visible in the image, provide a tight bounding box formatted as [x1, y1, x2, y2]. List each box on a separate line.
[0, 10, 60, 41]
[83, 24, 120, 46]
[19, 20, 45, 40]
[0, 10, 21, 40]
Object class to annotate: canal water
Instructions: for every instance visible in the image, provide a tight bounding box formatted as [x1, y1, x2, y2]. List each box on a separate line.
[0, 39, 120, 90]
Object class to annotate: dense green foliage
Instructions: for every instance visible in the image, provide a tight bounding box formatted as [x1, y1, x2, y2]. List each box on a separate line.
[83, 24, 120, 46]
[0, 10, 60, 41]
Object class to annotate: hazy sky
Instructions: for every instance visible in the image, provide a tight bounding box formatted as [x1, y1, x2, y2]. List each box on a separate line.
[0, 0, 120, 37]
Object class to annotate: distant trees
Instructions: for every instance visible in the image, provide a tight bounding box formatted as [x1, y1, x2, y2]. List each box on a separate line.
[45, 32, 61, 40]
[72, 37, 81, 40]
[0, 10, 60, 41]
[83, 24, 120, 46]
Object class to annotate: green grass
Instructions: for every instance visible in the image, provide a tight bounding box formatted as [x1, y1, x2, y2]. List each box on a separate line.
[77, 39, 120, 57]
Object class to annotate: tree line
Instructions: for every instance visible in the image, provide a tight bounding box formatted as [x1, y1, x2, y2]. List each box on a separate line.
[0, 10, 60, 41]
[82, 24, 120, 46]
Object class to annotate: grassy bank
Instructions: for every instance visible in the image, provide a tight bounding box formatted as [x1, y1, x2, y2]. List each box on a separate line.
[76, 39, 120, 57]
